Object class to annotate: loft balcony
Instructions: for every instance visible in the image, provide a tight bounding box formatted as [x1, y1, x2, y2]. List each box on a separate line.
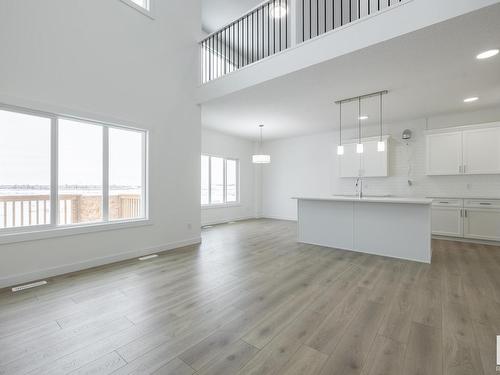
[197, 0, 498, 103]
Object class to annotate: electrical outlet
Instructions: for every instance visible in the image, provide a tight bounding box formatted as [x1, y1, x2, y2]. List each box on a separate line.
[187, 223, 192, 230]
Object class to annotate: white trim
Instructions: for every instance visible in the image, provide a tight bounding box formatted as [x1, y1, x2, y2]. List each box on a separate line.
[118, 0, 154, 19]
[261, 215, 297, 222]
[50, 117, 59, 226]
[0, 236, 201, 289]
[201, 154, 240, 207]
[201, 203, 242, 210]
[432, 235, 500, 246]
[201, 216, 257, 227]
[0, 101, 150, 238]
[424, 121, 500, 135]
[102, 126, 110, 222]
[0, 219, 153, 245]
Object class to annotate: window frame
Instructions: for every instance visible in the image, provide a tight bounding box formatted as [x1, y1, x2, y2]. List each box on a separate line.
[201, 154, 240, 208]
[119, 0, 154, 19]
[0, 103, 150, 243]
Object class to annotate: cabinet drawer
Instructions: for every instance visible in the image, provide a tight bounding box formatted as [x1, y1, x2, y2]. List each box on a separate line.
[464, 199, 500, 209]
[432, 199, 462, 207]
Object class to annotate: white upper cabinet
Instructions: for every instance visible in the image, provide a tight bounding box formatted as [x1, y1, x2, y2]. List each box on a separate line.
[339, 137, 388, 178]
[426, 132, 462, 175]
[361, 139, 388, 177]
[426, 122, 500, 176]
[462, 127, 500, 174]
[339, 143, 360, 178]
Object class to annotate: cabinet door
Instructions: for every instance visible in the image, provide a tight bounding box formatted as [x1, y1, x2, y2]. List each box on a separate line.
[339, 143, 360, 178]
[426, 132, 462, 175]
[463, 127, 500, 174]
[361, 139, 388, 177]
[464, 208, 500, 241]
[431, 207, 463, 237]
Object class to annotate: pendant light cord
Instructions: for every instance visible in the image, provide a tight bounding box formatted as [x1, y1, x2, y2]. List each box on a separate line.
[358, 97, 361, 144]
[339, 102, 342, 145]
[379, 92, 383, 141]
[259, 124, 263, 152]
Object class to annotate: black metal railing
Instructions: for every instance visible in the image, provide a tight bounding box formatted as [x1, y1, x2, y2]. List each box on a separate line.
[200, 0, 402, 83]
[300, 0, 402, 42]
[200, 0, 291, 83]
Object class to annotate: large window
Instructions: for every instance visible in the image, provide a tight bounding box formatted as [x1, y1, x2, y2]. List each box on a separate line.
[201, 155, 239, 206]
[0, 104, 148, 235]
[120, 0, 151, 15]
[0, 110, 51, 229]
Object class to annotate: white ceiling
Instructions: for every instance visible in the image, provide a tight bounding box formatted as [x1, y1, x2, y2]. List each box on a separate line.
[202, 0, 263, 33]
[201, 4, 500, 140]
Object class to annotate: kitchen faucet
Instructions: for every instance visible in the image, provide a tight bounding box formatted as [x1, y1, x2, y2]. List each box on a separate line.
[355, 177, 363, 199]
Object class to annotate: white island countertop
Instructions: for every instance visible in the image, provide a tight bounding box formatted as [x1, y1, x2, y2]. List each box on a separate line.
[292, 196, 433, 205]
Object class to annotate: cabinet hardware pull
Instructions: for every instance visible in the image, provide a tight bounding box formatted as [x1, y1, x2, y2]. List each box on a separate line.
[479, 202, 492, 205]
[463, 165, 466, 173]
[439, 201, 449, 204]
[464, 209, 468, 217]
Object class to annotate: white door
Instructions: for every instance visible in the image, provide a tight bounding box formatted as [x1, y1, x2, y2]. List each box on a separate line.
[361, 139, 388, 177]
[339, 143, 360, 178]
[431, 206, 463, 237]
[462, 127, 500, 174]
[426, 132, 462, 175]
[463, 208, 500, 241]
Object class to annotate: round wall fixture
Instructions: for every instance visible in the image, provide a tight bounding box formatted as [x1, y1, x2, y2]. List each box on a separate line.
[402, 129, 412, 140]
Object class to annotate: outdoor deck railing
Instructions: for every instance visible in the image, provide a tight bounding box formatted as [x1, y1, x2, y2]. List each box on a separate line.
[0, 194, 141, 229]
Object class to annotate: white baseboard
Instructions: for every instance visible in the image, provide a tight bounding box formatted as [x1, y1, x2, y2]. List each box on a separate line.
[0, 237, 201, 289]
[432, 235, 500, 246]
[201, 216, 257, 227]
[261, 215, 298, 222]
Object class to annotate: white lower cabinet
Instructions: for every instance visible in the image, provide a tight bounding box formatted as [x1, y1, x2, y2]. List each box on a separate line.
[463, 208, 500, 241]
[432, 198, 500, 242]
[431, 206, 463, 237]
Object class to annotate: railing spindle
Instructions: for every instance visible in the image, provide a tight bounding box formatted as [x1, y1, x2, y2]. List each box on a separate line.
[262, 6, 264, 58]
[268, 3, 270, 56]
[286, 0, 289, 47]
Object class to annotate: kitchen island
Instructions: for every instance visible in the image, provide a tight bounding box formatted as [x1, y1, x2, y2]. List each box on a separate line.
[293, 196, 433, 263]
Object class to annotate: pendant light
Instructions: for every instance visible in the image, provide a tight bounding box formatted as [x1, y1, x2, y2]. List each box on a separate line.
[337, 102, 344, 155]
[252, 124, 271, 164]
[356, 97, 364, 154]
[377, 92, 385, 152]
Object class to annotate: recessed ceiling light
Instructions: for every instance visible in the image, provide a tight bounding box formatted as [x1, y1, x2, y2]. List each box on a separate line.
[270, 4, 287, 19]
[358, 115, 369, 120]
[476, 49, 499, 59]
[464, 97, 479, 103]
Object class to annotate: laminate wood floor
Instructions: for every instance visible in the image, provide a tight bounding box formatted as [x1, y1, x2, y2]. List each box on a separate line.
[0, 219, 499, 375]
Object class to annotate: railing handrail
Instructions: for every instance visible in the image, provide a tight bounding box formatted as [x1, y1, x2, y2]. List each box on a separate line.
[200, 0, 277, 43]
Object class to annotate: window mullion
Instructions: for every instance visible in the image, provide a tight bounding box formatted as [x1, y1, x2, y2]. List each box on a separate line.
[223, 158, 227, 204]
[141, 132, 148, 218]
[208, 156, 212, 205]
[102, 126, 109, 222]
[50, 118, 59, 227]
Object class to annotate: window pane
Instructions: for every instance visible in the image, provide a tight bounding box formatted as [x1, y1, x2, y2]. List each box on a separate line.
[226, 159, 237, 203]
[130, 0, 148, 10]
[0, 109, 51, 228]
[109, 128, 144, 221]
[210, 157, 224, 204]
[58, 119, 103, 225]
[201, 155, 209, 205]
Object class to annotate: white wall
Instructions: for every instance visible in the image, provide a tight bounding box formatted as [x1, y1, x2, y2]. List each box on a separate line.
[201, 129, 257, 225]
[261, 107, 500, 220]
[0, 0, 201, 287]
